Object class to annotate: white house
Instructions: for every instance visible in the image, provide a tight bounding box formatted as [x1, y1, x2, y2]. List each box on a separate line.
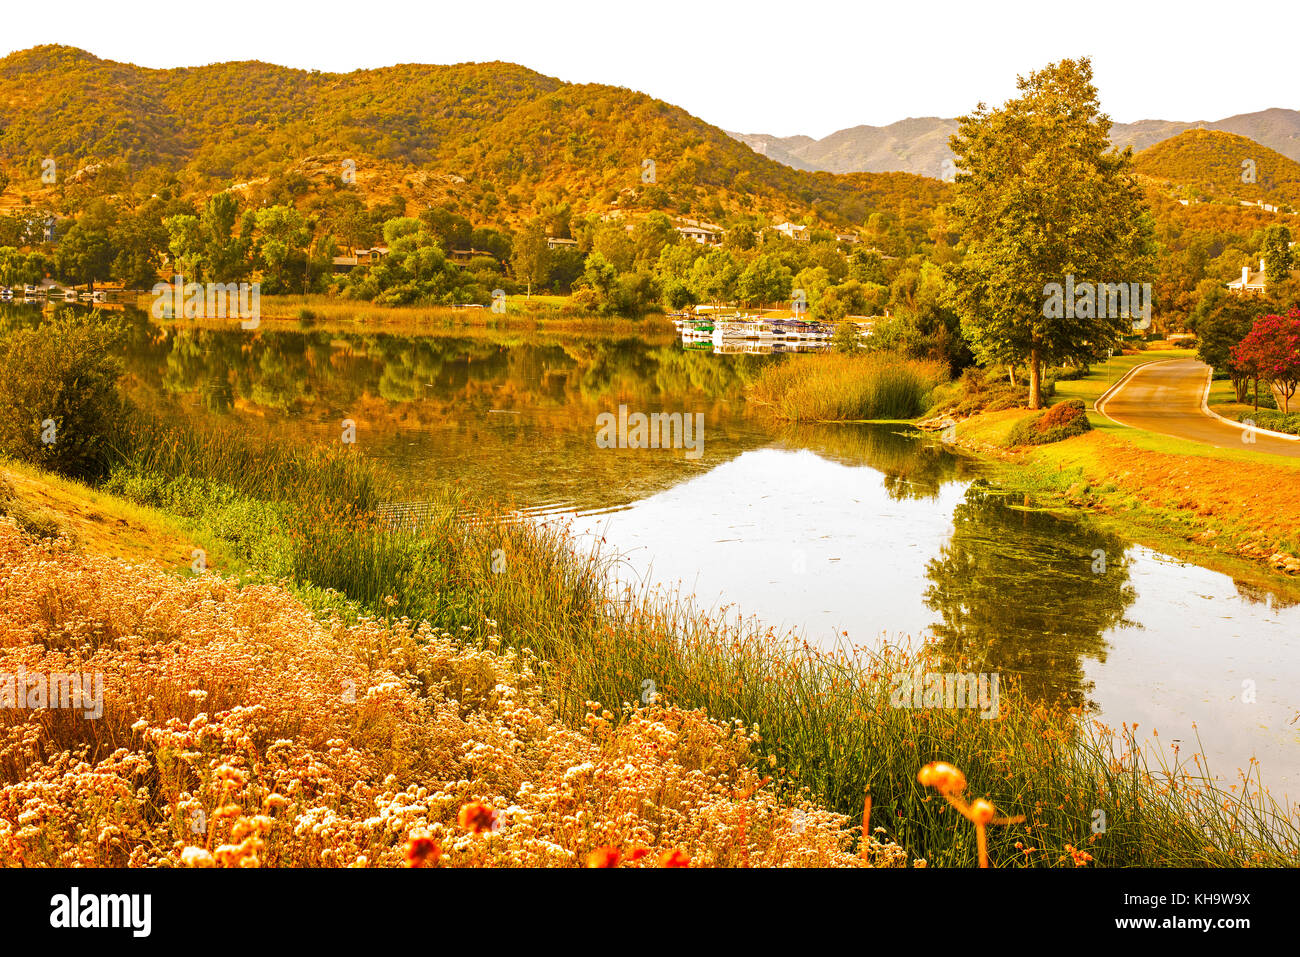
[772, 222, 809, 242]
[675, 221, 723, 245]
[1227, 258, 1268, 295]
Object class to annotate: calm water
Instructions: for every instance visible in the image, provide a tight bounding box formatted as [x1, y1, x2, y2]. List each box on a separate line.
[10, 307, 1299, 796]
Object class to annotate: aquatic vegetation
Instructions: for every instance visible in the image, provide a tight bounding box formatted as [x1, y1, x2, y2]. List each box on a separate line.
[747, 351, 948, 421]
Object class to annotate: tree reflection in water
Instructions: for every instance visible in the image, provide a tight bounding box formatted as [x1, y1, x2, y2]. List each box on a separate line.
[923, 481, 1138, 710]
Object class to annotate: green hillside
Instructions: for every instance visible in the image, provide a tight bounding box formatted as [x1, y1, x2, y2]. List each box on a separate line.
[1134, 128, 1300, 211]
[0, 45, 948, 231]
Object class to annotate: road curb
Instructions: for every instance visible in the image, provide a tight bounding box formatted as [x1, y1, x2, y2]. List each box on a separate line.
[1196, 368, 1300, 442]
[1095, 357, 1300, 444]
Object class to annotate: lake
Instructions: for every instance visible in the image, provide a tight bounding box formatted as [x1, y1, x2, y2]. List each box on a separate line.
[11, 306, 1299, 798]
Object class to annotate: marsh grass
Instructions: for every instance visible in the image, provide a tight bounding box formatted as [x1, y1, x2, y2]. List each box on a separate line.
[100, 419, 1300, 867]
[748, 352, 948, 422]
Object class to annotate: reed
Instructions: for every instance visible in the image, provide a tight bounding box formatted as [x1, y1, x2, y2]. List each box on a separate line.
[748, 352, 948, 422]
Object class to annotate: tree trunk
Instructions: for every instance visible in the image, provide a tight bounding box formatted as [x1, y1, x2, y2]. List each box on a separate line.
[1232, 375, 1247, 403]
[1254, 378, 1259, 411]
[1008, 365, 1017, 387]
[1028, 347, 1042, 410]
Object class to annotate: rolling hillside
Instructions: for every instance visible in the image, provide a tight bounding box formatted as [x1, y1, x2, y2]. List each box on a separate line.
[0, 45, 948, 230]
[1133, 129, 1300, 210]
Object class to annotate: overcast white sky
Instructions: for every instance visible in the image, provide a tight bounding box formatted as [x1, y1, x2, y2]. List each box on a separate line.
[4, 0, 1295, 139]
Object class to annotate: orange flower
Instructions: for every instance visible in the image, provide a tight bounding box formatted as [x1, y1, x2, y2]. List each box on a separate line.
[657, 849, 690, 868]
[458, 802, 497, 834]
[627, 846, 652, 862]
[969, 798, 996, 825]
[917, 761, 967, 794]
[404, 835, 441, 868]
[586, 846, 621, 868]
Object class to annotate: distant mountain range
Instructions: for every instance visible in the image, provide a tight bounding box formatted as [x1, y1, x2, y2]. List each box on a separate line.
[730, 109, 1300, 179]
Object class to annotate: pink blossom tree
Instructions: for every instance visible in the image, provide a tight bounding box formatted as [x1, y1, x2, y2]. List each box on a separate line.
[1232, 308, 1300, 413]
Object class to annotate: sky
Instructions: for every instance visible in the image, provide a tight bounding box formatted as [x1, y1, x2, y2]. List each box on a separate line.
[3, 0, 1295, 139]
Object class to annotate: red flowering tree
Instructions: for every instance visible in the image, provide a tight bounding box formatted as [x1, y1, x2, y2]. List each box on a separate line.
[1231, 308, 1300, 413]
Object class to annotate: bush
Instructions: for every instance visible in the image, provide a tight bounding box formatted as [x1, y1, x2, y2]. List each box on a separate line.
[0, 473, 64, 540]
[1006, 399, 1092, 446]
[0, 311, 126, 480]
[1237, 409, 1300, 436]
[831, 321, 861, 353]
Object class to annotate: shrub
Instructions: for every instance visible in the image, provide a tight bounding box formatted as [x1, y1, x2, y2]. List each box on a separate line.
[0, 474, 64, 540]
[1006, 399, 1092, 446]
[1237, 409, 1300, 436]
[831, 321, 861, 354]
[0, 311, 126, 480]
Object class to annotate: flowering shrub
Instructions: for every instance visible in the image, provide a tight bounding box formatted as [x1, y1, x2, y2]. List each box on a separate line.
[0, 520, 904, 868]
[1006, 399, 1091, 446]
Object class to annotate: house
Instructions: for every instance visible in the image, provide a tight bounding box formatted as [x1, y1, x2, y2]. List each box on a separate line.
[772, 222, 809, 242]
[331, 246, 389, 273]
[675, 220, 723, 246]
[1228, 255, 1300, 295]
[1240, 200, 1280, 214]
[545, 237, 579, 251]
[835, 232, 860, 244]
[1227, 259, 1268, 295]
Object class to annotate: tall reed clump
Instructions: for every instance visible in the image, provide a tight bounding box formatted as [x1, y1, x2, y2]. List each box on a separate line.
[747, 351, 947, 422]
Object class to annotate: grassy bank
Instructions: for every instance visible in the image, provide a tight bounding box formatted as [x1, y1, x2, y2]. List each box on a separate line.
[5, 414, 1297, 867]
[748, 352, 948, 422]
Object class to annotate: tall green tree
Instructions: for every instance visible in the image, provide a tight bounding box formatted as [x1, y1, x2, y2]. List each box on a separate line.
[947, 58, 1154, 408]
[510, 222, 550, 298]
[1262, 224, 1294, 287]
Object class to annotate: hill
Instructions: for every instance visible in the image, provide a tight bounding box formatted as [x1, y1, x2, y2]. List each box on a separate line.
[1133, 129, 1300, 210]
[0, 45, 948, 230]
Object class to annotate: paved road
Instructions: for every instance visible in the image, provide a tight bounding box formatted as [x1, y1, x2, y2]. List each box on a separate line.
[1097, 358, 1300, 458]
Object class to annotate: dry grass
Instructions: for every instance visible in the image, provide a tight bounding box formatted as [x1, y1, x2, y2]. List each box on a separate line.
[0, 520, 907, 868]
[748, 352, 948, 422]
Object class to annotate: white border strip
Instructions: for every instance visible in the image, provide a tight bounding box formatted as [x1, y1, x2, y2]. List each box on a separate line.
[1197, 367, 1299, 442]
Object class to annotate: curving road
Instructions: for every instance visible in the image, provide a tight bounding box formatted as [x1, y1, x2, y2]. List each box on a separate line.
[1096, 358, 1300, 458]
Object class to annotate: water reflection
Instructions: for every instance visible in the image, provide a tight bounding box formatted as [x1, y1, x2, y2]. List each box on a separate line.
[923, 482, 1138, 708]
[3, 304, 1298, 789]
